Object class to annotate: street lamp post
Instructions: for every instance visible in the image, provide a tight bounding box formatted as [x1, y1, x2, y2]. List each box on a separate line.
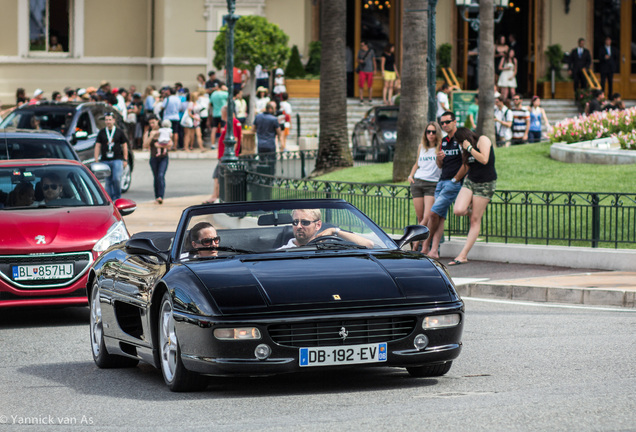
[221, 0, 238, 163]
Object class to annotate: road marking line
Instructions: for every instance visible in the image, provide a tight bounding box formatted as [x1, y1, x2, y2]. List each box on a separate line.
[452, 278, 490, 285]
[462, 296, 636, 313]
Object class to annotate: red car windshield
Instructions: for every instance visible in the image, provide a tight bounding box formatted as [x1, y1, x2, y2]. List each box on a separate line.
[0, 165, 108, 209]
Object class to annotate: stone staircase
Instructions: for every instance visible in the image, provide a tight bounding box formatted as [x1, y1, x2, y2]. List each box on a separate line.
[539, 99, 580, 126]
[289, 98, 378, 138]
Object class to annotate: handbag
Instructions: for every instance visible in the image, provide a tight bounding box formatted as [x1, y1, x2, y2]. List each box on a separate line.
[180, 111, 194, 128]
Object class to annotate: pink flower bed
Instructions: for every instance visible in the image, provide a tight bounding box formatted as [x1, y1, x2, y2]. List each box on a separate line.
[549, 107, 636, 149]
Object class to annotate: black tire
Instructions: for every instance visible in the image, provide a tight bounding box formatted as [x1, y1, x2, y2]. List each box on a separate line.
[407, 361, 452, 378]
[89, 283, 139, 368]
[352, 134, 365, 161]
[372, 137, 389, 163]
[158, 292, 208, 392]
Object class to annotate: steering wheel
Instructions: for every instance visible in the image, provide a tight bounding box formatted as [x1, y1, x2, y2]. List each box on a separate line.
[306, 235, 345, 246]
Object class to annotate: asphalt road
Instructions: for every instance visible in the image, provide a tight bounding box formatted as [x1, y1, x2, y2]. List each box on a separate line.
[125, 156, 217, 204]
[0, 300, 634, 430]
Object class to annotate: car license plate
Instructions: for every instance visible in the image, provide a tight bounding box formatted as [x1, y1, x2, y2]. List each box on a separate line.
[299, 343, 387, 367]
[12, 263, 74, 281]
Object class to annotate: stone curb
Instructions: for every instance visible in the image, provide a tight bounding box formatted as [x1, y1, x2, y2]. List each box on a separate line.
[456, 282, 636, 308]
[440, 239, 636, 272]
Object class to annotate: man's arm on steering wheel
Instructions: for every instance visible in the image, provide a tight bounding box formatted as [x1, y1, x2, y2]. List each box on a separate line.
[316, 227, 374, 248]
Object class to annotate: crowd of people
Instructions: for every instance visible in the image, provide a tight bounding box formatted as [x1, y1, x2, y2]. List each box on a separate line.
[3, 66, 295, 205]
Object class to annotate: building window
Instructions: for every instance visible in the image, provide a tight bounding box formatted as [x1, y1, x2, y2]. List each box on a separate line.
[29, 0, 70, 53]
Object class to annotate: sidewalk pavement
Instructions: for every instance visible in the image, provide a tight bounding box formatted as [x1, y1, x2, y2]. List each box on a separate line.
[122, 195, 636, 309]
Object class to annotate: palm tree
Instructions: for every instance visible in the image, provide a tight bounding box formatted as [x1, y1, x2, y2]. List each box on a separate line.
[477, 0, 495, 141]
[392, 0, 428, 182]
[313, 0, 350, 176]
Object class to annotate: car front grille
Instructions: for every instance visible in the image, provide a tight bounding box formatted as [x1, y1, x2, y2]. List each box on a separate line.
[0, 251, 93, 289]
[268, 317, 417, 347]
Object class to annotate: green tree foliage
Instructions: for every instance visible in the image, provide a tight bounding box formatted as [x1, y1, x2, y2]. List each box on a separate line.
[213, 15, 290, 73]
[285, 45, 305, 78]
[304, 41, 322, 76]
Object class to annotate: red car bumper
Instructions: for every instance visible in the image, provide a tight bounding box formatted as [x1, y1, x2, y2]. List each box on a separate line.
[0, 252, 93, 308]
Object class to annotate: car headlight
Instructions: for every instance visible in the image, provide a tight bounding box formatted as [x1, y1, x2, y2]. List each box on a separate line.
[93, 221, 130, 255]
[214, 327, 262, 340]
[422, 314, 460, 329]
[383, 131, 397, 141]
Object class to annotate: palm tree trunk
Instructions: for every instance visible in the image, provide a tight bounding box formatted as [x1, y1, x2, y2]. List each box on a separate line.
[313, 0, 351, 176]
[392, 0, 428, 182]
[477, 0, 495, 141]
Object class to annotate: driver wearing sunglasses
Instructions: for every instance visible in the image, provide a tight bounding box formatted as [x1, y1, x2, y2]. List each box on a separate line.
[188, 222, 220, 257]
[279, 209, 373, 249]
[39, 172, 64, 204]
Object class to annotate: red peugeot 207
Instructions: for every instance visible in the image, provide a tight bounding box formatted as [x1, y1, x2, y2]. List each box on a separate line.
[0, 159, 136, 307]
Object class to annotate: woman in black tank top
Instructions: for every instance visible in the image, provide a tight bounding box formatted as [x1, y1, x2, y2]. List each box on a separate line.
[381, 44, 399, 105]
[447, 128, 497, 266]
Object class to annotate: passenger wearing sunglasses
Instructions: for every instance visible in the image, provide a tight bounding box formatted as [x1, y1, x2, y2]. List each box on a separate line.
[188, 222, 220, 257]
[279, 209, 373, 249]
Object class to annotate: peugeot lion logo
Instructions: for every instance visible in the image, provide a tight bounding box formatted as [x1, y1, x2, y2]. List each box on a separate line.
[339, 326, 349, 341]
[35, 235, 46, 245]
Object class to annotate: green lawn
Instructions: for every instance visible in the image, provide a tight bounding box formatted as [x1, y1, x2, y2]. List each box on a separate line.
[316, 142, 636, 194]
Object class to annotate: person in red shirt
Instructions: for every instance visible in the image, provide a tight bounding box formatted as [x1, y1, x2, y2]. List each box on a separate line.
[204, 105, 242, 204]
[229, 67, 247, 93]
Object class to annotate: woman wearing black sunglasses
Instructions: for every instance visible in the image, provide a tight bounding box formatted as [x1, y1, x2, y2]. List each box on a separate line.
[188, 222, 220, 257]
[407, 121, 442, 254]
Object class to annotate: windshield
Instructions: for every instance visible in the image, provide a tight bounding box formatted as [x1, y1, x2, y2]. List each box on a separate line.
[0, 109, 75, 135]
[375, 109, 398, 122]
[178, 201, 395, 261]
[0, 165, 108, 209]
[0, 137, 78, 161]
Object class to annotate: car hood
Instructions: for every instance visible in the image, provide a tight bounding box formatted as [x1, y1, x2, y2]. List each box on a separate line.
[187, 252, 453, 314]
[0, 206, 118, 254]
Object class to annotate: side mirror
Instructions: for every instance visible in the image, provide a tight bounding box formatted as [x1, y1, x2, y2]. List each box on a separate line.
[90, 162, 111, 181]
[396, 225, 429, 249]
[114, 198, 137, 216]
[75, 131, 88, 140]
[125, 238, 168, 260]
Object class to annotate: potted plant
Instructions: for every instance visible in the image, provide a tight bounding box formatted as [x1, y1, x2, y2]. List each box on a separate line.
[286, 42, 321, 98]
[539, 44, 573, 99]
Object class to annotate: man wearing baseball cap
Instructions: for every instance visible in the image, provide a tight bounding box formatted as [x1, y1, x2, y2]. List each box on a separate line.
[28, 89, 44, 105]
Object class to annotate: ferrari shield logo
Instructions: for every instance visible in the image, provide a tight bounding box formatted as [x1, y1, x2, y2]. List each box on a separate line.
[332, 294, 341, 300]
[35, 235, 46, 245]
[339, 327, 348, 341]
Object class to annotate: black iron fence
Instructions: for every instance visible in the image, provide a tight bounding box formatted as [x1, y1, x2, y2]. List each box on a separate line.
[238, 169, 636, 249]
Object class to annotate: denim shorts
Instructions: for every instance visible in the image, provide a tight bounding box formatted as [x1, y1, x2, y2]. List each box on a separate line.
[431, 179, 462, 219]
